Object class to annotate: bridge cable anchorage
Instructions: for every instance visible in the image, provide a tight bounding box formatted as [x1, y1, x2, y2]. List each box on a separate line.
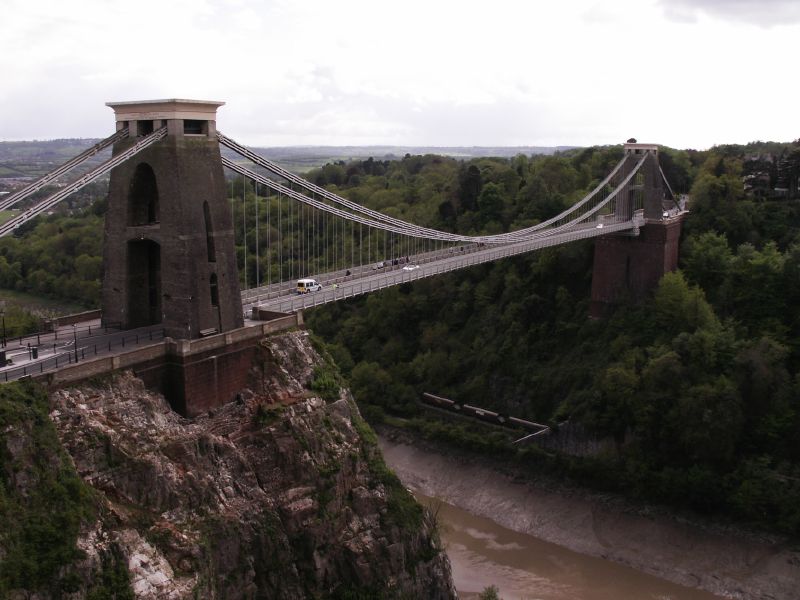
[218, 132, 634, 244]
[0, 128, 129, 212]
[0, 127, 167, 238]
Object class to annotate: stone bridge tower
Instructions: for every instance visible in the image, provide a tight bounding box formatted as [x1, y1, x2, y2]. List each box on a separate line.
[102, 99, 243, 339]
[590, 141, 685, 317]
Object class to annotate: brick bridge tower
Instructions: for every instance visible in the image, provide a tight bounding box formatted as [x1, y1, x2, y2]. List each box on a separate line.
[589, 141, 685, 318]
[102, 99, 243, 339]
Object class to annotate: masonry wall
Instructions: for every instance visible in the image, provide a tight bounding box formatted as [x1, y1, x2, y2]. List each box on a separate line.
[40, 315, 299, 417]
[102, 133, 243, 339]
[590, 216, 684, 318]
[138, 338, 259, 416]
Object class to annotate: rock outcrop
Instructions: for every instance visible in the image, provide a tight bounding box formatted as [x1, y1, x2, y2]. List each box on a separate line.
[2, 330, 456, 599]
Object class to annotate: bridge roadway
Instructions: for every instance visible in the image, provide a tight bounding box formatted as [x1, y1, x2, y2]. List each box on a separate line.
[243, 215, 644, 315]
[0, 214, 647, 384]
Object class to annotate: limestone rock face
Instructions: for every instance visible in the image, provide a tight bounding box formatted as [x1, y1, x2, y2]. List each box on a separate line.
[46, 330, 456, 599]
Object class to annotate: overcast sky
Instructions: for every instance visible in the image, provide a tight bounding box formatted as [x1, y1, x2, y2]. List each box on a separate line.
[1, 0, 797, 149]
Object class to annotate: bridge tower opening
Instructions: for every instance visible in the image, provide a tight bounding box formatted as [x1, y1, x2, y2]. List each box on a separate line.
[102, 99, 243, 339]
[589, 141, 685, 318]
[129, 163, 160, 225]
[127, 239, 161, 327]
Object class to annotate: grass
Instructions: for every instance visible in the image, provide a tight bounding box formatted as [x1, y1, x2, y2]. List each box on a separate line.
[0, 288, 88, 316]
[0, 210, 20, 226]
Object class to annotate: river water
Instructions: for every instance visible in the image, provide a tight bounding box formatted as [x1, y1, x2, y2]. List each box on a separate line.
[414, 491, 725, 600]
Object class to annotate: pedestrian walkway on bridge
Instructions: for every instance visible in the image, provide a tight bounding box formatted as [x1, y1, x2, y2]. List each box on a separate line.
[0, 319, 164, 382]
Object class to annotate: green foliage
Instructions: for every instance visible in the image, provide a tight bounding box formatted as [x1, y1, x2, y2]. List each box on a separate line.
[0, 303, 41, 338]
[254, 402, 283, 427]
[0, 379, 98, 594]
[681, 231, 733, 306]
[311, 363, 342, 401]
[86, 547, 135, 600]
[308, 333, 345, 401]
[479, 585, 502, 600]
[0, 211, 103, 307]
[653, 271, 718, 334]
[307, 141, 800, 535]
[349, 400, 423, 531]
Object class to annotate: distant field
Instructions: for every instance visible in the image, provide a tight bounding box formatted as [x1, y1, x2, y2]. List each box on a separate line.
[0, 210, 19, 225]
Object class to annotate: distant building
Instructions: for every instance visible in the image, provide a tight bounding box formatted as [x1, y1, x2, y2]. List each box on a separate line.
[742, 144, 800, 200]
[742, 153, 775, 197]
[775, 144, 800, 199]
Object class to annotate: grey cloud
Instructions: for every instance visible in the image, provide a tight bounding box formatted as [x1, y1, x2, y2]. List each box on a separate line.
[658, 0, 800, 27]
[234, 89, 592, 148]
[0, 59, 171, 140]
[226, 69, 572, 146]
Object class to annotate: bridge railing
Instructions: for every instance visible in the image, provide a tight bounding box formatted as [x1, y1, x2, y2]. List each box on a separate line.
[1, 327, 165, 383]
[240, 242, 486, 307]
[0, 321, 123, 351]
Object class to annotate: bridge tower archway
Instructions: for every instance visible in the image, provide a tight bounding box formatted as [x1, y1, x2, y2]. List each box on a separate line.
[127, 239, 162, 327]
[101, 99, 243, 339]
[129, 163, 160, 225]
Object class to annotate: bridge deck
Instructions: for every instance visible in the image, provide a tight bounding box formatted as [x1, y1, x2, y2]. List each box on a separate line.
[244, 216, 643, 314]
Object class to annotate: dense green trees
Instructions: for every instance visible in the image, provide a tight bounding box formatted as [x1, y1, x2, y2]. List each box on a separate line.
[0, 211, 103, 307]
[306, 141, 800, 534]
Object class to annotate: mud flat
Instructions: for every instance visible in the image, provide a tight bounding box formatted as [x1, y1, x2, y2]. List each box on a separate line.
[379, 435, 800, 600]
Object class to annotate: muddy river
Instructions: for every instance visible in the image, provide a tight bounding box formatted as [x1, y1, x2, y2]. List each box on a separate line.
[415, 491, 723, 599]
[379, 435, 800, 600]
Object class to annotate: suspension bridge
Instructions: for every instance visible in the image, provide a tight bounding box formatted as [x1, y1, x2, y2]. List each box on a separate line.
[0, 99, 685, 414]
[1, 102, 681, 315]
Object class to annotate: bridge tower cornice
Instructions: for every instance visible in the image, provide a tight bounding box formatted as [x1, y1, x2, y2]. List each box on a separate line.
[106, 98, 225, 138]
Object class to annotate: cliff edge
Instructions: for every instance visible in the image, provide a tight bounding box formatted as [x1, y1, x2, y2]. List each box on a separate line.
[0, 330, 456, 599]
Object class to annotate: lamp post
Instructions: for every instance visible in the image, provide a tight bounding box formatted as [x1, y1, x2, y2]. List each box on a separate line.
[72, 324, 78, 362]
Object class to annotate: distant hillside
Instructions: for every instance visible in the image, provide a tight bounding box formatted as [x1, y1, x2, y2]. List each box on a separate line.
[0, 138, 575, 177]
[249, 145, 575, 172]
[0, 139, 107, 178]
[248, 144, 575, 161]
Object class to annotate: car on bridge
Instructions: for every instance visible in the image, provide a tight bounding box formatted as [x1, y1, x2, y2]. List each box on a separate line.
[296, 278, 322, 294]
[402, 264, 419, 271]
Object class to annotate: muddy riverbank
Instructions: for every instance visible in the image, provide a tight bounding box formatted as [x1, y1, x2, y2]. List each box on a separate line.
[378, 432, 800, 600]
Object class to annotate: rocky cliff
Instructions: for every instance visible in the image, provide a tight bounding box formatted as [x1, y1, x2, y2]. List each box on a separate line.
[0, 330, 456, 599]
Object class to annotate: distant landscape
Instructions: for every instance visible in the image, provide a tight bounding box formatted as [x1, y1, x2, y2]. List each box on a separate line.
[0, 138, 576, 178]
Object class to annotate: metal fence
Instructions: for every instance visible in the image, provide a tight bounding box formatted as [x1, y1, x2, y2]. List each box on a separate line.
[2, 327, 165, 382]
